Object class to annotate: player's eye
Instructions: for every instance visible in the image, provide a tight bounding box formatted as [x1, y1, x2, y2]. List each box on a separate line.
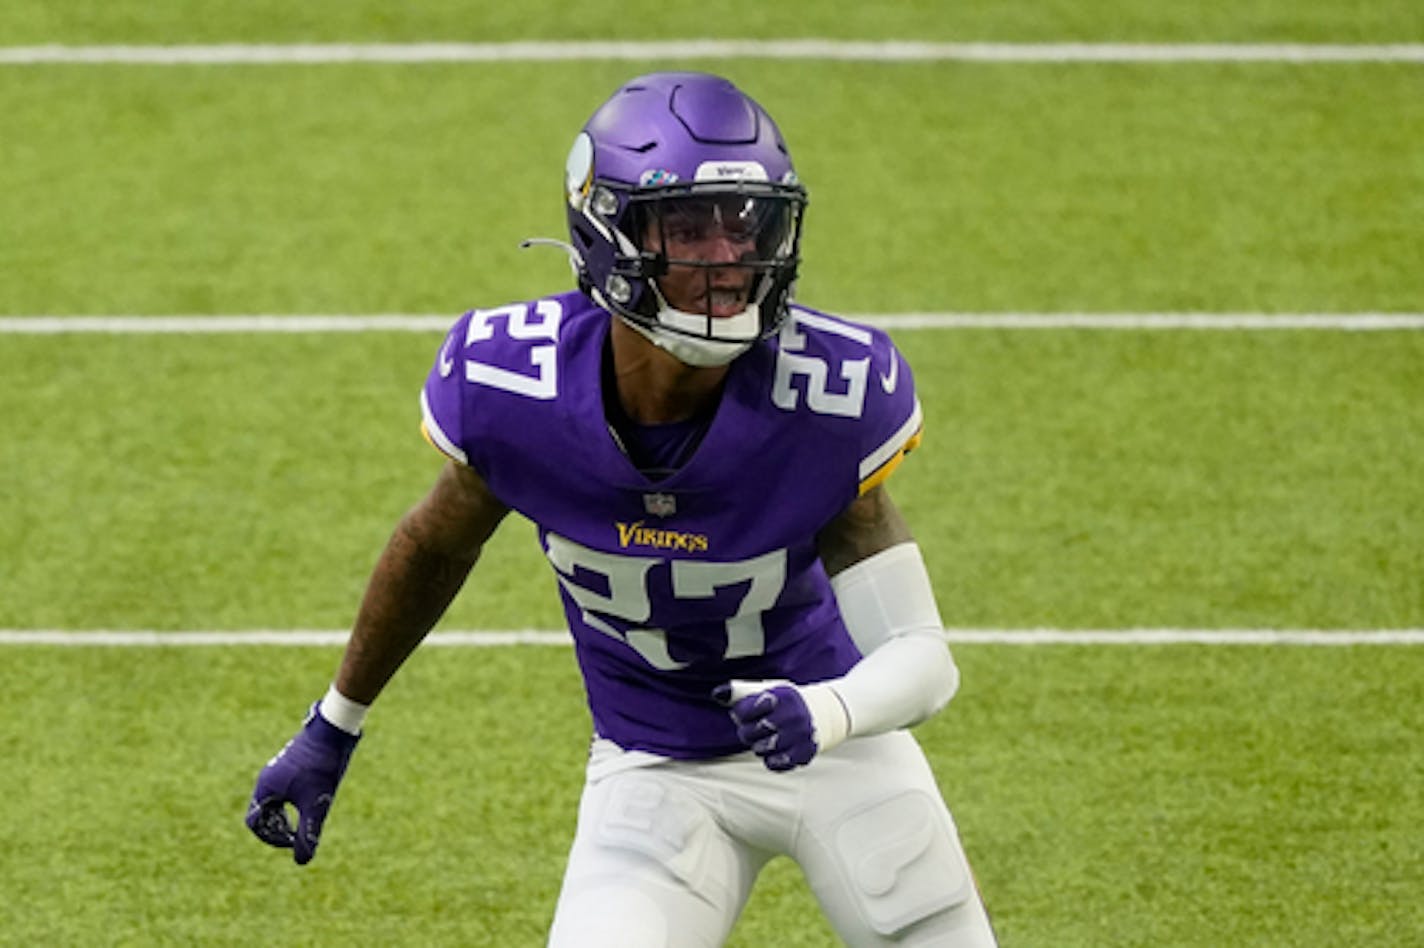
[662, 218, 707, 243]
[720, 219, 757, 242]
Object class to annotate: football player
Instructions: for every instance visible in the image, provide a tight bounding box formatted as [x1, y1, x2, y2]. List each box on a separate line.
[247, 71, 998, 947]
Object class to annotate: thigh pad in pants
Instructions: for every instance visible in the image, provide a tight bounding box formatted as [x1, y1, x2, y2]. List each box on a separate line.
[551, 774, 733, 948]
[830, 789, 975, 937]
[593, 774, 719, 891]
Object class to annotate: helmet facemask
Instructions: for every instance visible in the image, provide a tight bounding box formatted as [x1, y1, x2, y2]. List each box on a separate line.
[605, 184, 806, 366]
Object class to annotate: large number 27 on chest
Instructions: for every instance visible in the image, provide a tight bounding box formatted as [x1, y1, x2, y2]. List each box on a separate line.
[544, 532, 788, 670]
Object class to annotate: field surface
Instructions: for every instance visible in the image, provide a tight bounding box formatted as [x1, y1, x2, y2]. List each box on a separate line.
[2, 2, 1422, 945]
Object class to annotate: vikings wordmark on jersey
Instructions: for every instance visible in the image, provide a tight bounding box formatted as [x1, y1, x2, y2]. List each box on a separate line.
[420, 291, 923, 758]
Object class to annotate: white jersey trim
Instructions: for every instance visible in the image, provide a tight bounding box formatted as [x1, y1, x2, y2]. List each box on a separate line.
[420, 388, 468, 464]
[859, 397, 923, 484]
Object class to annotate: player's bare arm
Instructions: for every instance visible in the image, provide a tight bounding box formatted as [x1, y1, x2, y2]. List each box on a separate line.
[335, 459, 509, 704]
[815, 484, 914, 578]
[244, 459, 508, 863]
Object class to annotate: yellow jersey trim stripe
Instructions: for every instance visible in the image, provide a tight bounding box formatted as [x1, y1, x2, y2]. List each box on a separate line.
[858, 427, 923, 495]
[857, 398, 923, 493]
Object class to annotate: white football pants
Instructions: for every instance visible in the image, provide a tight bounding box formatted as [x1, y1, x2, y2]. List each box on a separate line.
[547, 730, 997, 947]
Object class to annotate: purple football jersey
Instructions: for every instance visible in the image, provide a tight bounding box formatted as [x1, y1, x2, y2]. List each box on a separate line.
[420, 290, 924, 758]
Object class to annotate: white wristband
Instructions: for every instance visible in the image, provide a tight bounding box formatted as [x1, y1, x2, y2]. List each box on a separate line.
[319, 684, 369, 735]
[799, 682, 852, 753]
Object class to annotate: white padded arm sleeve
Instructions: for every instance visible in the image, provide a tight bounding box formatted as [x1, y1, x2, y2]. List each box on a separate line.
[823, 542, 959, 738]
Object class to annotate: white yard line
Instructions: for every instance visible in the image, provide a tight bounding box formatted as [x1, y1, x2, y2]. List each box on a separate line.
[3, 313, 1422, 334]
[2, 41, 1423, 65]
[1, 629, 1421, 646]
[0, 315, 456, 334]
[861, 313, 1424, 331]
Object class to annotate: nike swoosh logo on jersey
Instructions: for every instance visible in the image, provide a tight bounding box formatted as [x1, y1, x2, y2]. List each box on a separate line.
[438, 338, 456, 378]
[879, 356, 899, 394]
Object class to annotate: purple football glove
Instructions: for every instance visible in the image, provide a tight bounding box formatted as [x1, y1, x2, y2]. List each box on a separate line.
[245, 704, 360, 865]
[715, 681, 821, 772]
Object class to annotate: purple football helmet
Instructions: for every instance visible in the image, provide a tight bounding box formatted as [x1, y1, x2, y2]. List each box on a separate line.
[563, 72, 808, 366]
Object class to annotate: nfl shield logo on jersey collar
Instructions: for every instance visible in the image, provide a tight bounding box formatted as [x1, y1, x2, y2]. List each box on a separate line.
[643, 492, 677, 518]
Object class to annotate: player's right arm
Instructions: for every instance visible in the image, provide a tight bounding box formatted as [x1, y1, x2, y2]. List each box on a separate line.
[245, 458, 508, 864]
[334, 458, 509, 704]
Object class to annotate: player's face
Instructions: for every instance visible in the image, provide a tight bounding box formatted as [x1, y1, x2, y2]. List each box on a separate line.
[646, 197, 761, 318]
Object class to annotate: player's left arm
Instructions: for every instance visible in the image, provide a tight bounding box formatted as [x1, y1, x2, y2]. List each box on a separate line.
[719, 484, 959, 770]
[816, 481, 913, 576]
[815, 482, 959, 728]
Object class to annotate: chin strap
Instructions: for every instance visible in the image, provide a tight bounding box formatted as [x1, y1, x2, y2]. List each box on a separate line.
[622, 277, 766, 367]
[620, 314, 755, 367]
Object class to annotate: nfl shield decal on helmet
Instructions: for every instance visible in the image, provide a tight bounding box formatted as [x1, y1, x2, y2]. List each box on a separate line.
[643, 492, 677, 518]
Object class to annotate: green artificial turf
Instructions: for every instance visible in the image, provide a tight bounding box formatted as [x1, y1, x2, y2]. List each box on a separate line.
[2, 64, 1421, 315]
[3, 4, 1421, 944]
[1, 645, 1418, 945]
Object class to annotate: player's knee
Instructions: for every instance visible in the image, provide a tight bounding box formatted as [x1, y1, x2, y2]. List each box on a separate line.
[895, 896, 998, 948]
[828, 790, 978, 939]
